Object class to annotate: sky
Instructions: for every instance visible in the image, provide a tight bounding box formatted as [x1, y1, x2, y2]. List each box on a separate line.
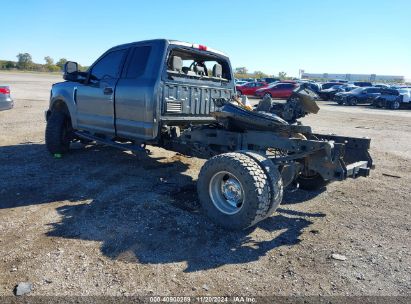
[1, 0, 411, 79]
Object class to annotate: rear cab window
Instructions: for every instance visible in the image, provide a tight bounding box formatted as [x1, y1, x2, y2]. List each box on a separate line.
[164, 46, 233, 87]
[125, 46, 151, 78]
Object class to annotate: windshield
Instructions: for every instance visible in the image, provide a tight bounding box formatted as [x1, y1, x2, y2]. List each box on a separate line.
[331, 85, 343, 89]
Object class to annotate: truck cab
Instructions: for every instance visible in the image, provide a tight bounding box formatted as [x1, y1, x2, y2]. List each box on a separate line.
[47, 39, 235, 144]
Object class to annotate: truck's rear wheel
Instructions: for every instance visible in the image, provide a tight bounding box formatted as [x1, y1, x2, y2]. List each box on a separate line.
[240, 151, 283, 216]
[45, 111, 72, 154]
[197, 152, 279, 230]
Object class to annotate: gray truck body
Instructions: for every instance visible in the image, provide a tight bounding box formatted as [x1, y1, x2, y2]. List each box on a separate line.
[48, 39, 234, 142]
[45, 39, 373, 230]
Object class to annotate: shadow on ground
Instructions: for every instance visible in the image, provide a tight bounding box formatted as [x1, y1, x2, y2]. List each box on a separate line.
[0, 143, 325, 272]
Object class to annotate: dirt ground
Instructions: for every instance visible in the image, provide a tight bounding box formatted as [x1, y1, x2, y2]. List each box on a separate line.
[0, 72, 410, 297]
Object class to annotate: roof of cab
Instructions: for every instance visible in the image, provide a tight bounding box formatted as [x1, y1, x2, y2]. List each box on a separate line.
[110, 39, 228, 57]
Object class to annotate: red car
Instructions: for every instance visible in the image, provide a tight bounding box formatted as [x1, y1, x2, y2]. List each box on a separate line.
[236, 81, 268, 96]
[255, 82, 298, 99]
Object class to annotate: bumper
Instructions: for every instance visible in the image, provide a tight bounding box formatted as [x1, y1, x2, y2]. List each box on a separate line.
[310, 133, 373, 181]
[0, 99, 13, 111]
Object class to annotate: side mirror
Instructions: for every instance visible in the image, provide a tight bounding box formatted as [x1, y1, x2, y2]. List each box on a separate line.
[63, 61, 79, 81]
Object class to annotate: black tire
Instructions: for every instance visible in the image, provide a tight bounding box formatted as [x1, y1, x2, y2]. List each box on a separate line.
[297, 174, 327, 191]
[197, 152, 273, 230]
[390, 100, 400, 110]
[240, 151, 283, 216]
[348, 97, 358, 106]
[264, 92, 272, 99]
[45, 111, 72, 154]
[337, 99, 344, 105]
[237, 90, 242, 96]
[374, 99, 383, 108]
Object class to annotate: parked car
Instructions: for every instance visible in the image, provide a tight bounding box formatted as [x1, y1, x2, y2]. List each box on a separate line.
[335, 87, 383, 105]
[320, 85, 359, 100]
[333, 85, 358, 102]
[0, 85, 13, 111]
[394, 88, 411, 109]
[372, 89, 400, 109]
[330, 79, 348, 83]
[373, 83, 390, 88]
[260, 77, 280, 83]
[236, 81, 268, 96]
[296, 81, 321, 93]
[352, 81, 372, 87]
[321, 82, 344, 90]
[255, 82, 298, 99]
[235, 80, 248, 86]
[318, 84, 344, 100]
[398, 88, 411, 101]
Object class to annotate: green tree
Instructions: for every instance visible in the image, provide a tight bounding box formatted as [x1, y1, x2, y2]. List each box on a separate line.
[48, 65, 61, 72]
[278, 71, 287, 80]
[16, 53, 33, 70]
[253, 71, 267, 79]
[56, 58, 67, 69]
[5, 61, 15, 69]
[235, 67, 248, 74]
[44, 56, 54, 66]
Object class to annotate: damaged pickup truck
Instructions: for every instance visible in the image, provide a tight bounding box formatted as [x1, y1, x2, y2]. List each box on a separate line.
[45, 39, 373, 230]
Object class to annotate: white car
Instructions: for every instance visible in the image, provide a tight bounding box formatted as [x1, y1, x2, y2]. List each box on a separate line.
[398, 88, 411, 103]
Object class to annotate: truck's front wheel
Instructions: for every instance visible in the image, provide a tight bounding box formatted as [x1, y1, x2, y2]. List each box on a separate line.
[197, 152, 280, 230]
[45, 111, 72, 154]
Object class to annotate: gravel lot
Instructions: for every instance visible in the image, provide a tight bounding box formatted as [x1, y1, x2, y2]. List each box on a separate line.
[0, 72, 410, 297]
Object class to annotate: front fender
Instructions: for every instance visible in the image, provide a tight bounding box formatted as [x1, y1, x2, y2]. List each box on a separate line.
[49, 82, 78, 129]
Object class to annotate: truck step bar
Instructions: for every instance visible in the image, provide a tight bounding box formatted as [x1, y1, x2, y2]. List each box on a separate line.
[74, 131, 147, 153]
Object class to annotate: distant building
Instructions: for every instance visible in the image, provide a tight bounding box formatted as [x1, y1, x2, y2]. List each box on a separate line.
[301, 72, 404, 82]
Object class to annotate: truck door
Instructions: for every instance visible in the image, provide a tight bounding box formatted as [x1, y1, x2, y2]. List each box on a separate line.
[114, 45, 155, 140]
[75, 48, 127, 135]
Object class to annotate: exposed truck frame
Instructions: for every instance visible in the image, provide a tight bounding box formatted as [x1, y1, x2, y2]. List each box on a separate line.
[45, 39, 373, 230]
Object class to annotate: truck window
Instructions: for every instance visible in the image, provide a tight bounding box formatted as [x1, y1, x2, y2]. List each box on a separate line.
[166, 48, 231, 83]
[90, 49, 126, 80]
[125, 46, 151, 78]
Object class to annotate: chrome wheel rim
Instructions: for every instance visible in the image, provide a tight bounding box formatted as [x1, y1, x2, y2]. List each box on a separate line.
[209, 171, 244, 215]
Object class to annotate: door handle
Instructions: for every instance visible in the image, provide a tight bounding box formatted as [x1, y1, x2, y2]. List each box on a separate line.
[103, 87, 113, 95]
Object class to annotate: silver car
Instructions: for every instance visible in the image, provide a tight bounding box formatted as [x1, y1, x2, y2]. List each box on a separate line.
[0, 85, 13, 110]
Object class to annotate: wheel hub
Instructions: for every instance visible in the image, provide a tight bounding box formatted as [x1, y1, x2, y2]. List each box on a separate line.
[221, 178, 243, 207]
[209, 171, 244, 215]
